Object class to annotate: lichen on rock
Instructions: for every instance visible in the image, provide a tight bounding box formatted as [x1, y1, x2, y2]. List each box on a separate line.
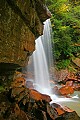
[0, 0, 51, 67]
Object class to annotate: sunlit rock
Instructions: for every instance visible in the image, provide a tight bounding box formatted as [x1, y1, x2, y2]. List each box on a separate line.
[29, 89, 52, 102]
[59, 86, 74, 96]
[51, 103, 80, 120]
[66, 81, 73, 86]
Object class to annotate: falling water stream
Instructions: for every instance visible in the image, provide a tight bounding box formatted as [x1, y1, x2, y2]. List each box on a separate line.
[33, 37, 51, 94]
[33, 19, 53, 94]
[26, 19, 80, 116]
[26, 19, 53, 94]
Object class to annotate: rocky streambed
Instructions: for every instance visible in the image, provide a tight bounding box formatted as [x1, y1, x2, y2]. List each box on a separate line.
[0, 71, 80, 120]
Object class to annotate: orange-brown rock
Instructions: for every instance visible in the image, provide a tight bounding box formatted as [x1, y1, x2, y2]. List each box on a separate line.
[63, 106, 74, 112]
[66, 81, 73, 86]
[54, 69, 80, 84]
[59, 86, 74, 95]
[64, 72, 78, 83]
[11, 74, 30, 104]
[51, 103, 65, 115]
[11, 77, 26, 88]
[29, 89, 52, 102]
[51, 103, 80, 120]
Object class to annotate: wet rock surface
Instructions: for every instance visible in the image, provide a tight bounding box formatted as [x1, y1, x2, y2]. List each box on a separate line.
[0, 1, 52, 118]
[52, 68, 80, 97]
[0, 72, 80, 120]
[51, 103, 80, 120]
[0, 0, 80, 119]
[0, 0, 51, 67]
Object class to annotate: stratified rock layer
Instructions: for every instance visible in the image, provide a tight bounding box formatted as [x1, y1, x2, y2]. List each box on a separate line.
[0, 0, 51, 67]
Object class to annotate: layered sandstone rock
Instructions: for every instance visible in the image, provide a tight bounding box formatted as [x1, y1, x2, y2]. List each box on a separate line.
[0, 0, 51, 67]
[0, 0, 51, 89]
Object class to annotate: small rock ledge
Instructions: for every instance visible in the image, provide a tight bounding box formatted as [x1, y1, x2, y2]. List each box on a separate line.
[0, 72, 80, 120]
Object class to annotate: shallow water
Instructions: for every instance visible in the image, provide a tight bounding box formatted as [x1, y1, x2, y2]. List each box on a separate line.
[50, 91, 80, 116]
[26, 79, 80, 116]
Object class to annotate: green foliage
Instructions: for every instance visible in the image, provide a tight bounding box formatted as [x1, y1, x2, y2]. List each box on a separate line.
[56, 59, 70, 69]
[72, 46, 80, 57]
[46, 0, 80, 69]
[0, 86, 5, 92]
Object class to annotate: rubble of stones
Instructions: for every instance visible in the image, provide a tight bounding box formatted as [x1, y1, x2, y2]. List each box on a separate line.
[0, 71, 80, 120]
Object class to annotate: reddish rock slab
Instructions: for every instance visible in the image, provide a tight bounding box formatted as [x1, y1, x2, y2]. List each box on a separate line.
[66, 81, 73, 86]
[51, 103, 65, 115]
[12, 77, 26, 88]
[51, 103, 80, 120]
[59, 86, 74, 95]
[65, 81, 80, 91]
[29, 89, 52, 102]
[64, 72, 78, 83]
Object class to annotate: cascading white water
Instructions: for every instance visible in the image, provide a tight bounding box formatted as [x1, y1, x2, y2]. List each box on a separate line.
[26, 19, 53, 95]
[41, 19, 53, 69]
[32, 19, 53, 94]
[26, 19, 53, 94]
[33, 36, 51, 94]
[25, 19, 80, 117]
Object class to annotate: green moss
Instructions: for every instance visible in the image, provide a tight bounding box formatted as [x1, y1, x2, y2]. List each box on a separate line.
[0, 86, 5, 92]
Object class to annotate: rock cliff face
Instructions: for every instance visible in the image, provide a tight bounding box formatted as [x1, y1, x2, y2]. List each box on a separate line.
[0, 0, 51, 67]
[0, 0, 51, 99]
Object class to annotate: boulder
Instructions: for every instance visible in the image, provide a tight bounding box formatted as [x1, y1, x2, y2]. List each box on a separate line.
[29, 89, 52, 102]
[51, 103, 80, 120]
[66, 81, 73, 86]
[59, 86, 74, 95]
[0, 72, 80, 120]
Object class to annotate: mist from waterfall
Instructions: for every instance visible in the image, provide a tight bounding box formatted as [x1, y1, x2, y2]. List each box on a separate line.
[27, 19, 53, 95]
[25, 20, 80, 117]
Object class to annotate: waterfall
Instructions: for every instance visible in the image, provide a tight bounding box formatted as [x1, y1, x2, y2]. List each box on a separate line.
[27, 19, 53, 95]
